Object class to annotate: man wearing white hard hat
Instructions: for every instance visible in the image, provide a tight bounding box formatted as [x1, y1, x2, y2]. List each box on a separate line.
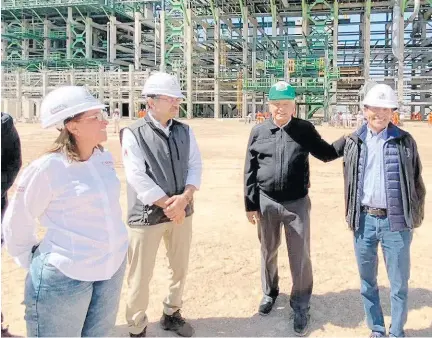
[3, 86, 129, 337]
[120, 72, 202, 337]
[338, 83, 426, 338]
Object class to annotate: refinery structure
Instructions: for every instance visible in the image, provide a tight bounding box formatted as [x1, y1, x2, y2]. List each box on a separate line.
[1, 0, 431, 120]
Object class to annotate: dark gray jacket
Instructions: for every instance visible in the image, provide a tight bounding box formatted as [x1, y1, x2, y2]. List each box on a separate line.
[1, 113, 22, 219]
[244, 118, 346, 211]
[341, 123, 426, 231]
[120, 116, 193, 226]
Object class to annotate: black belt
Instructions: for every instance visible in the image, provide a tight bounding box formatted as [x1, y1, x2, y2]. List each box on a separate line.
[361, 206, 387, 217]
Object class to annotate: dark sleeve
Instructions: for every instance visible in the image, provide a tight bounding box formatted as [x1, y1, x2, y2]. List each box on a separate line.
[293, 122, 346, 162]
[411, 137, 426, 220]
[1, 116, 22, 196]
[244, 130, 259, 212]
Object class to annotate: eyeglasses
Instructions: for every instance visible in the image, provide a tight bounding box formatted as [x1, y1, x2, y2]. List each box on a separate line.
[155, 96, 183, 104]
[78, 110, 109, 122]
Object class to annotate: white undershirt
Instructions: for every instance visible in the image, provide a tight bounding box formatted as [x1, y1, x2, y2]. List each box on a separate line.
[121, 113, 202, 206]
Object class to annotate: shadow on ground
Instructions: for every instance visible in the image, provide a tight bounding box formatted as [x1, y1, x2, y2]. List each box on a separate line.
[112, 287, 432, 337]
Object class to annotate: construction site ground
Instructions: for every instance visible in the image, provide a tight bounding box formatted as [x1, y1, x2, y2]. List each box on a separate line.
[2, 119, 431, 337]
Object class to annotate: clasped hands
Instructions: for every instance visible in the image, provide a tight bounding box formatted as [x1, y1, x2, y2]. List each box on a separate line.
[163, 195, 188, 225]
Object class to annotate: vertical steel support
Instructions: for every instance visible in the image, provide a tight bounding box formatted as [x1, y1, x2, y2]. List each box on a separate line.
[159, 3, 166, 71]
[186, 6, 193, 118]
[85, 17, 93, 59]
[134, 11, 142, 70]
[214, 6, 220, 119]
[397, 0, 405, 105]
[242, 5, 248, 119]
[364, 0, 371, 80]
[67, 7, 73, 59]
[331, 0, 339, 120]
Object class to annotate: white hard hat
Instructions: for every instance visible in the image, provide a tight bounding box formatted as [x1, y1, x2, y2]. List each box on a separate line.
[141, 72, 185, 98]
[41, 86, 106, 129]
[362, 83, 398, 109]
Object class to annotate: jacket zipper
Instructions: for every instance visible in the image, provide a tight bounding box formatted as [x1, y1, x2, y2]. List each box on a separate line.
[154, 127, 179, 195]
[353, 139, 367, 230]
[397, 142, 412, 228]
[382, 138, 399, 225]
[382, 141, 391, 217]
[280, 131, 283, 191]
[167, 137, 179, 194]
[359, 140, 367, 206]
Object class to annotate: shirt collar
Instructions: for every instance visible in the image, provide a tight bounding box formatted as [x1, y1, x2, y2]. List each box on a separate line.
[270, 116, 292, 130]
[366, 126, 388, 140]
[148, 111, 172, 132]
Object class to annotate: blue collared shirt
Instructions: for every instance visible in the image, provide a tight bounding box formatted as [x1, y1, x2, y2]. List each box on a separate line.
[361, 127, 389, 209]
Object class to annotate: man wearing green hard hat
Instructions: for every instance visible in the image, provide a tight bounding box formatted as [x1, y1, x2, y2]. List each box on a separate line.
[244, 81, 346, 335]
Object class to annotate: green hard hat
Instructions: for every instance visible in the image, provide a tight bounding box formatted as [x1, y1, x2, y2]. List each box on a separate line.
[268, 81, 296, 100]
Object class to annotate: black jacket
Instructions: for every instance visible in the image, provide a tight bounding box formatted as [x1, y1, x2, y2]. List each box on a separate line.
[1, 113, 22, 217]
[341, 123, 426, 230]
[244, 118, 346, 211]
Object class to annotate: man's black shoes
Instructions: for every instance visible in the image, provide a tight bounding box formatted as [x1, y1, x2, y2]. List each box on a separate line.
[293, 310, 310, 336]
[258, 292, 279, 316]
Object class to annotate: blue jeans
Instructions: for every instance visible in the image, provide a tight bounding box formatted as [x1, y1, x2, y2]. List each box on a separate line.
[354, 212, 412, 337]
[24, 248, 126, 337]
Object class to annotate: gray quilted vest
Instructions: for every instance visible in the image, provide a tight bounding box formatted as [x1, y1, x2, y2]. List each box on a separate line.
[120, 116, 193, 226]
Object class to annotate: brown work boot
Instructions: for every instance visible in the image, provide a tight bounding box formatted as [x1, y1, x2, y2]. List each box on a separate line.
[160, 310, 194, 337]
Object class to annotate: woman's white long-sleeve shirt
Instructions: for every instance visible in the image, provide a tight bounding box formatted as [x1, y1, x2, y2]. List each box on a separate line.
[2, 148, 128, 282]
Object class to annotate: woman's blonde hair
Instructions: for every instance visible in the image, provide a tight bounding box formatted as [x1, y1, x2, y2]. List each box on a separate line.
[46, 115, 103, 162]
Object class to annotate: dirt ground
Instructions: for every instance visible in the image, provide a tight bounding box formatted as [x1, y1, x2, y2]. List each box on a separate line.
[2, 119, 431, 337]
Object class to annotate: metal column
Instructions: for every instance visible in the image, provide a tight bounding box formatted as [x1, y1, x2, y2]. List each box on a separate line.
[252, 24, 257, 116]
[129, 64, 135, 119]
[186, 7, 193, 119]
[331, 0, 338, 120]
[242, 6, 248, 119]
[134, 12, 142, 70]
[109, 16, 117, 65]
[396, 0, 405, 105]
[214, 7, 220, 119]
[44, 19, 51, 60]
[85, 17, 93, 59]
[159, 8, 166, 71]
[363, 0, 371, 81]
[67, 7, 73, 59]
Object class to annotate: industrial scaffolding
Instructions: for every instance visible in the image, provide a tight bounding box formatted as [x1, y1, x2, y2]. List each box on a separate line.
[1, 0, 431, 120]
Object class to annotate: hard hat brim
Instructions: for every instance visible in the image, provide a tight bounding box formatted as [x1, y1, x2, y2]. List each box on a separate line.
[142, 89, 185, 99]
[41, 102, 107, 129]
[268, 94, 296, 101]
[362, 101, 398, 109]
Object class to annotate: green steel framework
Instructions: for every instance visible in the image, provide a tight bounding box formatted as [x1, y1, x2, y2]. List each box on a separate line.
[1, 0, 147, 71]
[2, 0, 431, 118]
[242, 0, 339, 119]
[163, 0, 187, 71]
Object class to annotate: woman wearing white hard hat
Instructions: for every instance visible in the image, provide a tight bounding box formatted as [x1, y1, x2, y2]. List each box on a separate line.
[3, 85, 128, 337]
